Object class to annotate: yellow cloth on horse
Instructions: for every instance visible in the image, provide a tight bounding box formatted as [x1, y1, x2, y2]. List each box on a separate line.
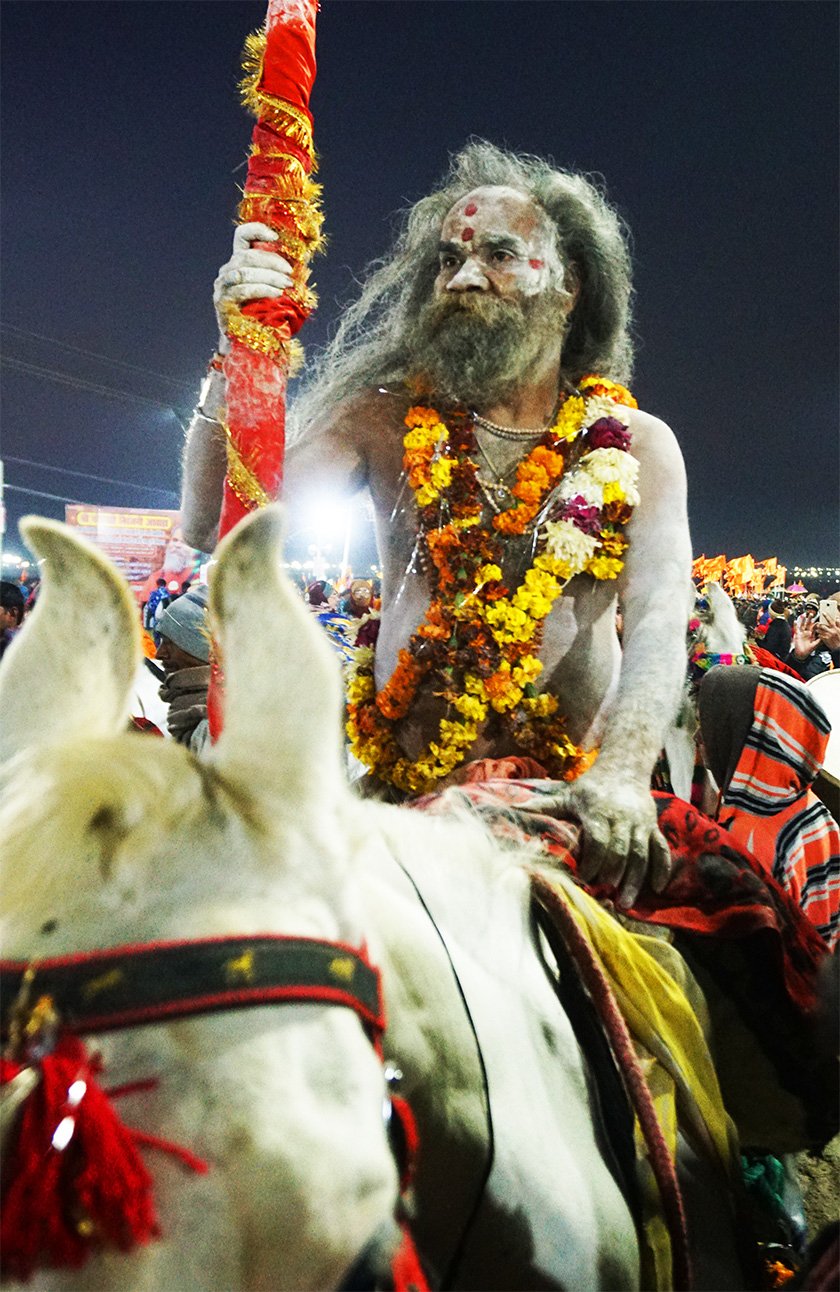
[551, 872, 740, 1291]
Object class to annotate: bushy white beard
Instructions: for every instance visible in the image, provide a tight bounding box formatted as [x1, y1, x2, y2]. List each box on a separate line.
[406, 291, 563, 408]
[163, 542, 193, 573]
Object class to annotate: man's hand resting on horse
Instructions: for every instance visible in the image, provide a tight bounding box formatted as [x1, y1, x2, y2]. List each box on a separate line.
[544, 770, 671, 909]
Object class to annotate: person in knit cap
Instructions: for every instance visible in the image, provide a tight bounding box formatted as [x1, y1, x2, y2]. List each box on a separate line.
[155, 583, 211, 755]
[698, 664, 840, 948]
[762, 598, 792, 662]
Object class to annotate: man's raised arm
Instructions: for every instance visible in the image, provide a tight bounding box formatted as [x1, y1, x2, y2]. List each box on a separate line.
[180, 222, 368, 550]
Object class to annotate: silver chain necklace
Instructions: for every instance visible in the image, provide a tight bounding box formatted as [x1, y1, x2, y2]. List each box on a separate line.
[474, 438, 516, 494]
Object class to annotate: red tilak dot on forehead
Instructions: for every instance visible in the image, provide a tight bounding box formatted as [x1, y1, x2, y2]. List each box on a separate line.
[464, 202, 478, 216]
[461, 227, 474, 242]
[529, 259, 544, 270]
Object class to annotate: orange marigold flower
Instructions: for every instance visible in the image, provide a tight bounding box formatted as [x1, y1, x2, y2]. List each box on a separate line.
[513, 480, 543, 505]
[356, 705, 381, 737]
[530, 445, 565, 478]
[376, 650, 422, 720]
[405, 405, 442, 429]
[494, 503, 537, 534]
[578, 374, 638, 409]
[484, 669, 514, 700]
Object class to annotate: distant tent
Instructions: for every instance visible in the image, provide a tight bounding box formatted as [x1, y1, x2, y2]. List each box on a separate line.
[787, 582, 806, 593]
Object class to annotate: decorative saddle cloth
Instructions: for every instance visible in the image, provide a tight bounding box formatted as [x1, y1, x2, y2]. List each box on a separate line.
[425, 783, 834, 1145]
[418, 781, 837, 1289]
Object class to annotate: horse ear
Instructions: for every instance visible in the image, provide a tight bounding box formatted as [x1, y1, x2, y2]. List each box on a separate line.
[209, 505, 347, 802]
[704, 582, 745, 653]
[0, 518, 141, 762]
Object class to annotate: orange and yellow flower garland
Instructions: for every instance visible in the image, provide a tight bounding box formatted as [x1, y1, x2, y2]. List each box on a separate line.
[346, 375, 639, 795]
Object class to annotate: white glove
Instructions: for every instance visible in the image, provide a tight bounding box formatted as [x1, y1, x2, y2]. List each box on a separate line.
[213, 223, 294, 353]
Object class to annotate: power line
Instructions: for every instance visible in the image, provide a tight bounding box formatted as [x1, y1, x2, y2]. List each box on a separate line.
[0, 322, 196, 392]
[0, 354, 182, 412]
[5, 483, 84, 506]
[4, 455, 178, 499]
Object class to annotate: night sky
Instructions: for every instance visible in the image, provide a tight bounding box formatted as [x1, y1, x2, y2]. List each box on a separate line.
[2, 1, 838, 572]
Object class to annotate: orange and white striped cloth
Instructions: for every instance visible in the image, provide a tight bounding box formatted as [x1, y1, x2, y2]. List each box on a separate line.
[718, 670, 840, 948]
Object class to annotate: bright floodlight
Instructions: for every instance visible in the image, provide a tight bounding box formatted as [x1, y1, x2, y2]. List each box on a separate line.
[302, 496, 352, 545]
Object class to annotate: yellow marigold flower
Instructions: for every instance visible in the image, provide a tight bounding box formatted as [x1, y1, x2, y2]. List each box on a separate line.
[476, 563, 503, 584]
[403, 426, 438, 452]
[452, 692, 487, 723]
[440, 719, 478, 749]
[464, 673, 489, 698]
[346, 675, 375, 704]
[602, 481, 626, 505]
[415, 484, 439, 508]
[488, 618, 537, 646]
[599, 530, 629, 557]
[512, 589, 552, 619]
[522, 567, 559, 595]
[587, 554, 624, 580]
[552, 395, 586, 441]
[512, 567, 561, 619]
[489, 687, 524, 714]
[513, 655, 543, 686]
[534, 553, 573, 582]
[485, 603, 528, 631]
[521, 692, 559, 718]
[429, 458, 454, 490]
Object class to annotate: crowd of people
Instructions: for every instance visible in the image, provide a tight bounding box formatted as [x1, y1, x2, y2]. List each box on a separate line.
[736, 590, 840, 678]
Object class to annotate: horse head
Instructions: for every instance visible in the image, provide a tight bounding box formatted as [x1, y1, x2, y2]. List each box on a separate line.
[693, 582, 748, 659]
[0, 509, 400, 1290]
[663, 582, 751, 804]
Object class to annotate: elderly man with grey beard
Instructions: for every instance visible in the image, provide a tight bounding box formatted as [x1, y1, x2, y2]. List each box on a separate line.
[181, 141, 693, 909]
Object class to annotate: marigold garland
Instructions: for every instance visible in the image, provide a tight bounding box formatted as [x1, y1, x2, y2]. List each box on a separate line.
[346, 377, 639, 794]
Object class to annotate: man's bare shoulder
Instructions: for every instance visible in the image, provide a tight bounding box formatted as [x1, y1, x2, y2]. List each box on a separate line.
[303, 385, 413, 442]
[624, 404, 677, 443]
[287, 385, 413, 495]
[624, 404, 685, 472]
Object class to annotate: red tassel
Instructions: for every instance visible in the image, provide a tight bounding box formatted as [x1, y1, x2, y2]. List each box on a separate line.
[390, 1095, 419, 1193]
[1, 1034, 158, 1282]
[391, 1223, 429, 1292]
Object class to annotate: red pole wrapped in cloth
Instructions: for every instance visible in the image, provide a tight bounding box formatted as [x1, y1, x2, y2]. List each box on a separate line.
[209, 0, 323, 734]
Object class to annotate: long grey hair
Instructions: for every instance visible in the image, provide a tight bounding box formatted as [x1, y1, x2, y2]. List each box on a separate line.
[290, 141, 634, 440]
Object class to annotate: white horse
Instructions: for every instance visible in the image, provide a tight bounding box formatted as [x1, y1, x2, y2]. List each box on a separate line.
[0, 514, 781, 1291]
[663, 583, 750, 805]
